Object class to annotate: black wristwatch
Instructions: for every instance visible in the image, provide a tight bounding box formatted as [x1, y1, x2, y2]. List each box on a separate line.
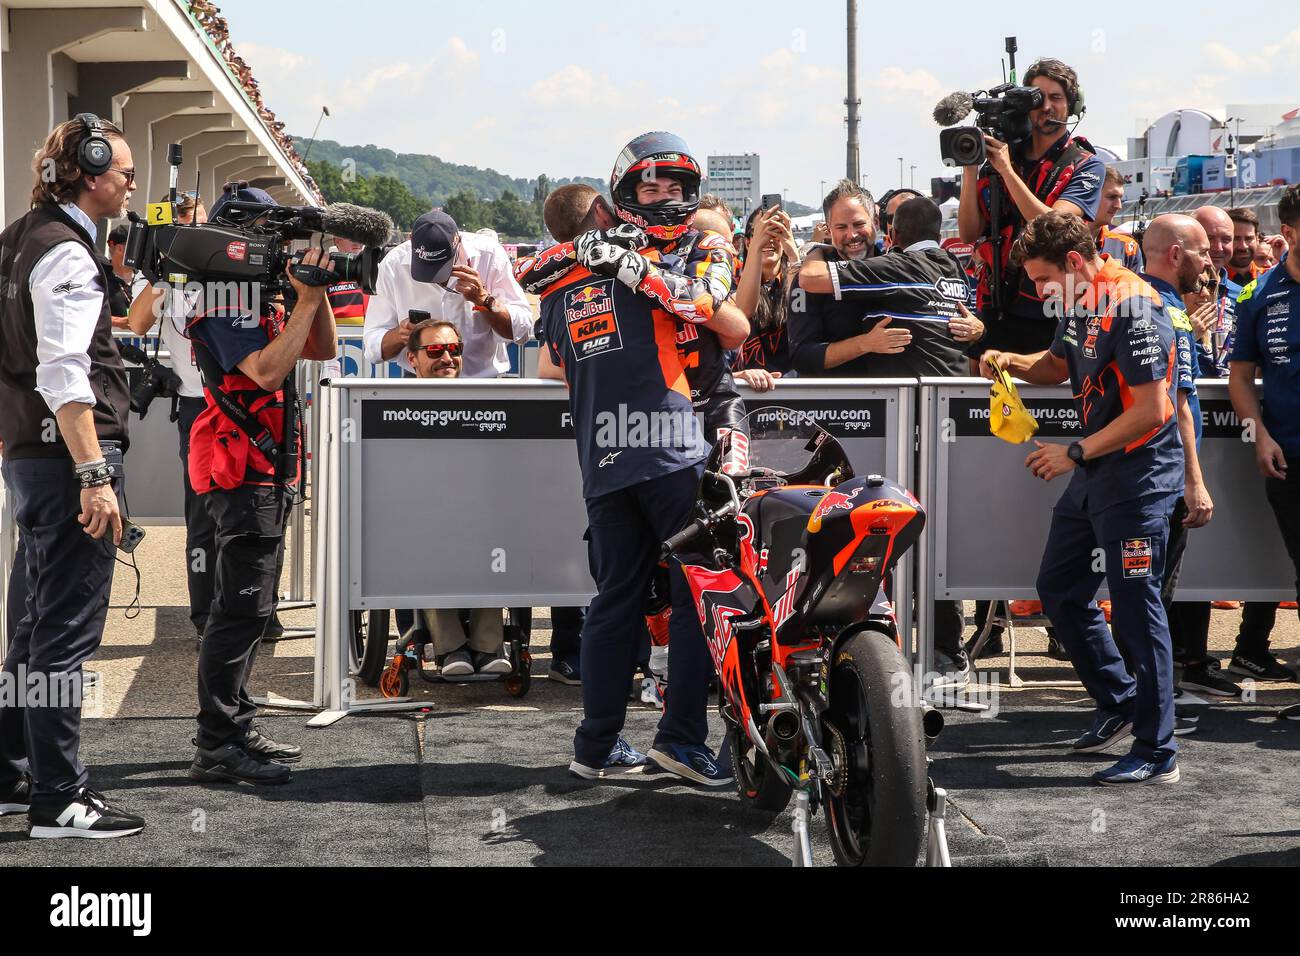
[1067, 441, 1086, 466]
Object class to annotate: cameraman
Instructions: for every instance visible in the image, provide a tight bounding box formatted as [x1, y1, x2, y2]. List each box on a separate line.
[126, 192, 222, 645]
[0, 115, 145, 837]
[957, 58, 1105, 355]
[181, 186, 337, 786]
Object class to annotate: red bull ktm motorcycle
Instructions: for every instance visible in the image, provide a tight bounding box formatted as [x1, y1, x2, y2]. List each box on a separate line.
[662, 408, 943, 866]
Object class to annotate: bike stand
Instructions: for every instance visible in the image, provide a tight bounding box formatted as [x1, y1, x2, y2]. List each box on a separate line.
[791, 789, 814, 867]
[926, 785, 952, 867]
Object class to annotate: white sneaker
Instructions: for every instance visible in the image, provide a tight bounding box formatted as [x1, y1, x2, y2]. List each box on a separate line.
[473, 650, 512, 675]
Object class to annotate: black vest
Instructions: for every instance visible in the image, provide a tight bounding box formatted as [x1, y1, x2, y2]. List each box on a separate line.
[0, 202, 130, 458]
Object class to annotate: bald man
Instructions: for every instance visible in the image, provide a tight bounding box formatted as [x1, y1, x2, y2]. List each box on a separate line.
[1193, 205, 1287, 679]
[1141, 218, 1239, 702]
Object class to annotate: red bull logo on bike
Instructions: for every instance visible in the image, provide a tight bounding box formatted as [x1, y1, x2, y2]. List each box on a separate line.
[807, 485, 862, 533]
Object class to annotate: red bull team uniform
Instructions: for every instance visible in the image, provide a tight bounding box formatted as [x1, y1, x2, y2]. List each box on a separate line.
[540, 248, 724, 771]
[1036, 258, 1183, 768]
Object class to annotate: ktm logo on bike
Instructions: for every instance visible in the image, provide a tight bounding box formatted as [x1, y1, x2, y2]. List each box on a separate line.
[807, 486, 862, 533]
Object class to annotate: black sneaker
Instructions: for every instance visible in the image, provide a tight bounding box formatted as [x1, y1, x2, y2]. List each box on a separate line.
[1045, 633, 1071, 661]
[244, 727, 302, 764]
[29, 787, 145, 839]
[1180, 663, 1241, 697]
[262, 613, 286, 642]
[1228, 651, 1298, 682]
[190, 742, 292, 785]
[1173, 708, 1199, 736]
[0, 773, 32, 815]
[933, 648, 972, 688]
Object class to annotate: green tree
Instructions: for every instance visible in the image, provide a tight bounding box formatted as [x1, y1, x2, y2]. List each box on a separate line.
[443, 189, 486, 231]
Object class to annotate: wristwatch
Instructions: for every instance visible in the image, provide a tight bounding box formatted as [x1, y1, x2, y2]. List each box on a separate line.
[1067, 441, 1086, 466]
[482, 294, 498, 313]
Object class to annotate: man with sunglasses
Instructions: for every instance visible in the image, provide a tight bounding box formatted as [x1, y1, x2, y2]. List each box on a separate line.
[403, 320, 513, 674]
[1, 115, 142, 837]
[365, 210, 532, 379]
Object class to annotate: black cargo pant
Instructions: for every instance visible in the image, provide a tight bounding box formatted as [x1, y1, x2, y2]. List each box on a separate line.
[177, 396, 217, 636]
[195, 482, 289, 751]
[0, 448, 121, 815]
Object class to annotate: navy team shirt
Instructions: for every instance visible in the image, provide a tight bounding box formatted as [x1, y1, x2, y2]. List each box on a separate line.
[1141, 273, 1202, 449]
[1229, 254, 1300, 458]
[541, 265, 706, 500]
[1050, 258, 1183, 512]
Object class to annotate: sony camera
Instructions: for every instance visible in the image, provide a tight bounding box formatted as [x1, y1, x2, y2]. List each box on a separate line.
[935, 84, 1044, 167]
[934, 37, 1044, 167]
[123, 194, 392, 301]
[117, 341, 184, 420]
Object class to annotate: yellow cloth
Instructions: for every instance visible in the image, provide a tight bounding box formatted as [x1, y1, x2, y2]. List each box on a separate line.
[988, 362, 1039, 444]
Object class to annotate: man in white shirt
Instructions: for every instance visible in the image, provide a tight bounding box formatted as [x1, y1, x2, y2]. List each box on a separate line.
[364, 210, 532, 378]
[0, 113, 145, 838]
[125, 193, 224, 643]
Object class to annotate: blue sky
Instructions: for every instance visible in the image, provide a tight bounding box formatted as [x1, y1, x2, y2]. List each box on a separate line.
[220, 0, 1300, 207]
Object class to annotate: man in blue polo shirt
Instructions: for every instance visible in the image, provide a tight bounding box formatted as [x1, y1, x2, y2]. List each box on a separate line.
[1229, 185, 1300, 696]
[982, 211, 1183, 785]
[1140, 216, 1239, 706]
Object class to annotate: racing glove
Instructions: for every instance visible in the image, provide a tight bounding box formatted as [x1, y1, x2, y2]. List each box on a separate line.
[574, 229, 718, 325]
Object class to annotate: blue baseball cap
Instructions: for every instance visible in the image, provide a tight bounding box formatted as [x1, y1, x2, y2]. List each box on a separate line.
[410, 209, 460, 284]
[210, 184, 277, 221]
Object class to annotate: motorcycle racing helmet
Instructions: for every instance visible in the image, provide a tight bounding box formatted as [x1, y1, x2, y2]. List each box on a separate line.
[609, 131, 701, 242]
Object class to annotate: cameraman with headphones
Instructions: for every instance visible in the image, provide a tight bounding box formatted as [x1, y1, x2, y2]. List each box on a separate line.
[0, 115, 144, 837]
[957, 58, 1106, 357]
[165, 185, 337, 787]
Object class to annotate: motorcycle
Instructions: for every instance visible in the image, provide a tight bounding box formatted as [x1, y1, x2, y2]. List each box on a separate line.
[662, 407, 945, 866]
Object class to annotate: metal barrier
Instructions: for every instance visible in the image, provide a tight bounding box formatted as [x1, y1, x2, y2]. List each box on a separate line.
[310, 378, 916, 718]
[916, 377, 1294, 676]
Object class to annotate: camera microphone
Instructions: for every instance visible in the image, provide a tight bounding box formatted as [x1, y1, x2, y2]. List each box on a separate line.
[933, 92, 974, 126]
[302, 203, 394, 248]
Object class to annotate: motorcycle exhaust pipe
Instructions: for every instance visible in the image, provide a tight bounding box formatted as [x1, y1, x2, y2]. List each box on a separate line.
[765, 708, 803, 767]
[921, 702, 945, 745]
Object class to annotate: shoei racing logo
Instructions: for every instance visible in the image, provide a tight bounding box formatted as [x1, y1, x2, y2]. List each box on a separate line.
[1121, 537, 1153, 578]
[566, 281, 622, 360]
[935, 277, 969, 300]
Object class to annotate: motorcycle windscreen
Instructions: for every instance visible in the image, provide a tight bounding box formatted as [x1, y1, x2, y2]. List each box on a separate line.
[710, 406, 852, 485]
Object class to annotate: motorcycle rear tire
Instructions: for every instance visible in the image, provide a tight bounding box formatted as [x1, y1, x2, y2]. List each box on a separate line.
[728, 724, 793, 813]
[824, 630, 926, 866]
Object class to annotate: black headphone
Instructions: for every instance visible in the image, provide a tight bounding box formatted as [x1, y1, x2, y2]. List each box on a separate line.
[878, 188, 925, 229]
[73, 113, 113, 176]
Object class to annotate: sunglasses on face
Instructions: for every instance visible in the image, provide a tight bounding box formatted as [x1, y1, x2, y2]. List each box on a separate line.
[419, 342, 463, 359]
[109, 167, 136, 186]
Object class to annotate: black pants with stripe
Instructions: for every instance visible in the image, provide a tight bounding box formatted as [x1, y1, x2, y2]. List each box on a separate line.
[0, 451, 121, 815]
